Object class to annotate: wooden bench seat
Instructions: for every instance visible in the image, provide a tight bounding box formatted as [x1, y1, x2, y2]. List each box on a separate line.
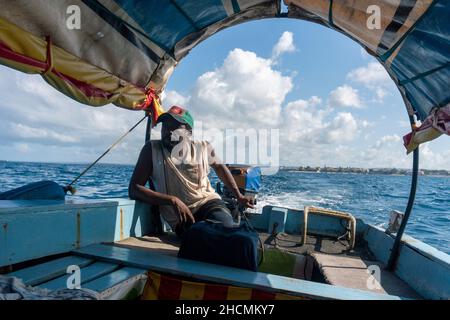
[311, 252, 421, 299]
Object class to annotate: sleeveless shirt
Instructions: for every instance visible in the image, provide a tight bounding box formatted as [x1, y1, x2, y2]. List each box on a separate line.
[150, 140, 221, 229]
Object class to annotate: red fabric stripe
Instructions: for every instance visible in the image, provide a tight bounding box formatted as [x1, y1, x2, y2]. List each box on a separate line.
[52, 69, 114, 99]
[251, 289, 276, 300]
[203, 284, 229, 300]
[0, 40, 112, 99]
[0, 41, 47, 69]
[158, 274, 182, 300]
[0, 40, 146, 100]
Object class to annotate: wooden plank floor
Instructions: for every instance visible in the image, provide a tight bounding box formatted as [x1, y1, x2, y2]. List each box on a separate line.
[82, 267, 145, 293]
[10, 256, 93, 286]
[9, 254, 147, 299]
[39, 261, 120, 290]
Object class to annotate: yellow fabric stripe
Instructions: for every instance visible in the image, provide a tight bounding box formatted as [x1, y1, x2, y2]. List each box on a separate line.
[226, 286, 253, 300]
[142, 272, 310, 300]
[141, 271, 162, 300]
[0, 58, 42, 75]
[275, 293, 306, 300]
[0, 17, 147, 109]
[179, 279, 206, 300]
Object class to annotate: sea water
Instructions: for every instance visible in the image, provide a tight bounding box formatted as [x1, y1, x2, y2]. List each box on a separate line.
[0, 161, 448, 254]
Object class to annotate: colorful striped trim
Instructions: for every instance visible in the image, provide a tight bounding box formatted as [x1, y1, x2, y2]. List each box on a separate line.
[0, 17, 149, 110]
[142, 271, 308, 300]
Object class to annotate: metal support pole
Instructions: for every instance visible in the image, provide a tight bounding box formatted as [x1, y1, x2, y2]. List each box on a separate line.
[386, 146, 419, 271]
[143, 111, 164, 234]
[145, 112, 152, 143]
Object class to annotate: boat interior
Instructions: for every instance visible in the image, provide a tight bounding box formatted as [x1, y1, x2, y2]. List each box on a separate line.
[1, 198, 448, 300]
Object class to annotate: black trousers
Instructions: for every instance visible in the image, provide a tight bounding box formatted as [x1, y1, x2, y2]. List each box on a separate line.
[175, 199, 234, 236]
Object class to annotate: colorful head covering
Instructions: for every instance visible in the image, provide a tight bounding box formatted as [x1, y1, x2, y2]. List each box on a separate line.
[156, 105, 194, 129]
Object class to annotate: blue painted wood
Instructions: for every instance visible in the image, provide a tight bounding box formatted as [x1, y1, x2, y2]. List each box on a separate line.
[0, 198, 155, 266]
[247, 206, 270, 230]
[268, 207, 287, 233]
[0, 199, 117, 213]
[284, 207, 304, 234]
[39, 261, 120, 290]
[0, 200, 118, 266]
[355, 218, 369, 236]
[396, 241, 450, 300]
[364, 225, 397, 265]
[363, 224, 450, 299]
[253, 206, 348, 237]
[82, 267, 145, 292]
[106, 198, 155, 240]
[73, 244, 403, 300]
[10, 256, 93, 286]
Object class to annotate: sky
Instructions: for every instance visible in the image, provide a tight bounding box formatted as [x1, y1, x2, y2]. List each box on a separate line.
[0, 18, 449, 170]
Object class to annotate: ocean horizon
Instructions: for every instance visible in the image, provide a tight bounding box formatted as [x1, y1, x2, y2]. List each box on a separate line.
[0, 160, 448, 255]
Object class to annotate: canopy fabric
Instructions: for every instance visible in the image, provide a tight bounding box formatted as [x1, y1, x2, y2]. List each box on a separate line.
[0, 0, 448, 145]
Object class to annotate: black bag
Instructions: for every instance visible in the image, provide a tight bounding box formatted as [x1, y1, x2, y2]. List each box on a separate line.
[178, 221, 260, 271]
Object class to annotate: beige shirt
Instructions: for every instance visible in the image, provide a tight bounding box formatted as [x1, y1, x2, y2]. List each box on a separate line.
[150, 140, 221, 229]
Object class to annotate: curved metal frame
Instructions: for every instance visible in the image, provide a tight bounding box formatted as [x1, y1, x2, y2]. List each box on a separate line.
[387, 146, 420, 271]
[303, 206, 356, 250]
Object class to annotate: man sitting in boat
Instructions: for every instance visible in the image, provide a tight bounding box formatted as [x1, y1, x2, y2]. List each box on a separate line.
[129, 106, 254, 236]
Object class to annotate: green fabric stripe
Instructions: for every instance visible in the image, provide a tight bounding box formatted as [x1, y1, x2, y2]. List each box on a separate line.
[380, 0, 438, 62]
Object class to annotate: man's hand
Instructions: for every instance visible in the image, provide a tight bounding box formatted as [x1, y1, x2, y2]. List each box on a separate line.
[171, 197, 195, 223]
[237, 193, 255, 209]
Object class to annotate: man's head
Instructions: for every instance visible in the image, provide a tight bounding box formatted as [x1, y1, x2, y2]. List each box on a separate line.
[157, 106, 194, 150]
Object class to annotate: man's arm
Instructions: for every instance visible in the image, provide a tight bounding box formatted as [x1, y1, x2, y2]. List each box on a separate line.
[128, 142, 195, 223]
[208, 143, 255, 209]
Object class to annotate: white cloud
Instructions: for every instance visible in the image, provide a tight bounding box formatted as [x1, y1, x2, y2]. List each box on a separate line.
[326, 112, 359, 143]
[347, 62, 390, 86]
[0, 66, 146, 164]
[15, 143, 30, 154]
[282, 97, 360, 145]
[329, 85, 363, 108]
[397, 120, 410, 128]
[347, 62, 394, 103]
[162, 90, 190, 108]
[0, 40, 448, 170]
[11, 123, 79, 143]
[361, 120, 374, 128]
[188, 48, 293, 129]
[272, 31, 296, 59]
[376, 134, 401, 147]
[282, 97, 328, 143]
[419, 143, 450, 170]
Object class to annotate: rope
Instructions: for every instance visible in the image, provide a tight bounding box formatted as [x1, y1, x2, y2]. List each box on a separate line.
[64, 113, 149, 194]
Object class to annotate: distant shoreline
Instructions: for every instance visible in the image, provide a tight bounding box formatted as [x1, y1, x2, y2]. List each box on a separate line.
[280, 166, 450, 177]
[1, 160, 449, 177]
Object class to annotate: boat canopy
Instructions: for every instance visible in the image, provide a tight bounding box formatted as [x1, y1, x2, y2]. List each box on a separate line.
[0, 0, 448, 146]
